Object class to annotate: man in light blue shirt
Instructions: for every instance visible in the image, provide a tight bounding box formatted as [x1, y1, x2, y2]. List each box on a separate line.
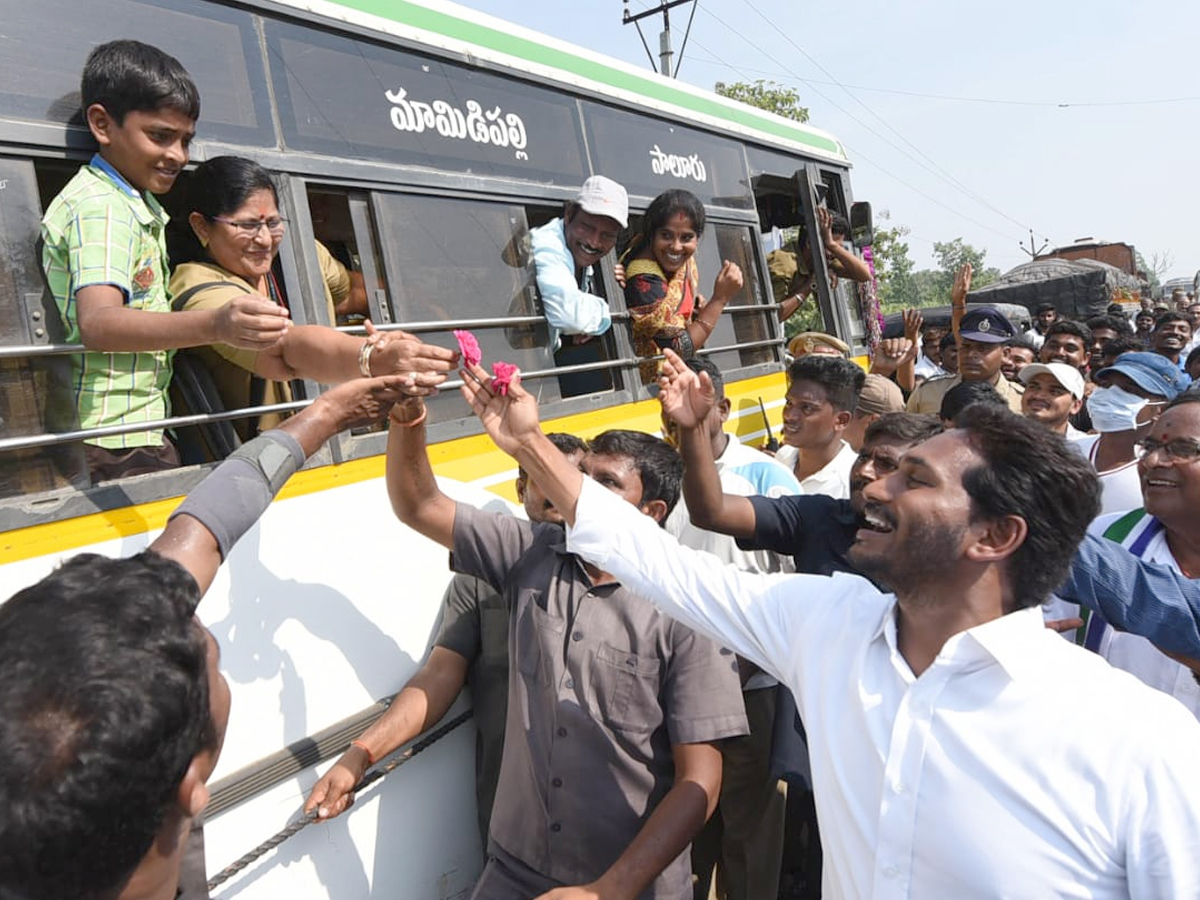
[529, 175, 627, 353]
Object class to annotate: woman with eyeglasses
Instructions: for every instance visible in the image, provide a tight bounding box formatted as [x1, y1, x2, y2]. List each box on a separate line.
[1083, 387, 1200, 719]
[169, 156, 453, 445]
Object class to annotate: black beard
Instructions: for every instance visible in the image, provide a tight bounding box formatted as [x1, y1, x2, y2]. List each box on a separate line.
[849, 516, 968, 598]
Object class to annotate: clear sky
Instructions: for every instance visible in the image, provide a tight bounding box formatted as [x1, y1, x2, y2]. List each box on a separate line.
[451, 0, 1199, 283]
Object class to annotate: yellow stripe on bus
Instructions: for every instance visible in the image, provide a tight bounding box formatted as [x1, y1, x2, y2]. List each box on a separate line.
[0, 372, 788, 565]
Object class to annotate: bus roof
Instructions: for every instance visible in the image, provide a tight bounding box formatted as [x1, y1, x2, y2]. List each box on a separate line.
[269, 0, 849, 164]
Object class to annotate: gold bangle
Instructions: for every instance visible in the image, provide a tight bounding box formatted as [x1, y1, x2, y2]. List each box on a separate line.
[358, 340, 374, 378]
[695, 318, 714, 335]
[389, 403, 427, 428]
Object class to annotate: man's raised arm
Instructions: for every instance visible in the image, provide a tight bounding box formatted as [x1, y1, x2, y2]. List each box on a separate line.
[666, 356, 758, 538]
[384, 394, 459, 550]
[459, 357, 797, 680]
[154, 372, 435, 595]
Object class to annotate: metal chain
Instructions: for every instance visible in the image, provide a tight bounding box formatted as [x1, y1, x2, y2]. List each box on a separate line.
[206, 709, 474, 893]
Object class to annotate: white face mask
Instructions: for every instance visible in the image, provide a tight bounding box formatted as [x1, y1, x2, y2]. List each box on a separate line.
[1087, 385, 1150, 433]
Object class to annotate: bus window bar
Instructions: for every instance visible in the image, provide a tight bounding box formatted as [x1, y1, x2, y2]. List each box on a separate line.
[0, 400, 311, 454]
[0, 339, 778, 453]
[0, 309, 781, 361]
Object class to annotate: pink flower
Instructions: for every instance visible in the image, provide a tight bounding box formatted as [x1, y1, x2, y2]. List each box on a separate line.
[453, 329, 482, 368]
[491, 361, 519, 396]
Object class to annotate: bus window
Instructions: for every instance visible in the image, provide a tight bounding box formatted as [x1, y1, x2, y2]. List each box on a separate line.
[307, 188, 370, 325]
[714, 223, 776, 369]
[370, 192, 562, 421]
[523, 204, 621, 399]
[0, 158, 88, 498]
[696, 224, 778, 373]
[0, 0, 273, 148]
[621, 211, 778, 380]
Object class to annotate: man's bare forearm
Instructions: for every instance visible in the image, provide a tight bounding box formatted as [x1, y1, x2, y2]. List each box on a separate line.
[510, 431, 586, 526]
[385, 412, 457, 547]
[678, 426, 756, 537]
[591, 744, 720, 900]
[353, 648, 469, 761]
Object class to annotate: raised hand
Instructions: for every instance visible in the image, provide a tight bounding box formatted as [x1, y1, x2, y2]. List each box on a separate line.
[869, 338, 915, 377]
[614, 262, 627, 290]
[214, 294, 291, 350]
[459, 363, 543, 457]
[816, 205, 835, 247]
[952, 263, 973, 307]
[902, 307, 924, 344]
[657, 348, 715, 430]
[710, 260, 744, 304]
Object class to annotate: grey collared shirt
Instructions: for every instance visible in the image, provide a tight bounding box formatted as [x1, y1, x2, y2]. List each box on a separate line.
[452, 503, 747, 899]
[433, 572, 510, 846]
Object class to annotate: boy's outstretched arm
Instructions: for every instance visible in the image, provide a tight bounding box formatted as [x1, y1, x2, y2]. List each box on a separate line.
[75, 284, 290, 352]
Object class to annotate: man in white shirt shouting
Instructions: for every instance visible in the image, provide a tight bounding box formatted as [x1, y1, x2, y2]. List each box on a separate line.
[458, 349, 1200, 900]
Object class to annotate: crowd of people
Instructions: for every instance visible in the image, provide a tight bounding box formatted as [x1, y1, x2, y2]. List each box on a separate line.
[4, 35, 1200, 900]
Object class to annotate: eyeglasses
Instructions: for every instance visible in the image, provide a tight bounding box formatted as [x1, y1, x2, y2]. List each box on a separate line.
[210, 215, 287, 236]
[1134, 438, 1200, 463]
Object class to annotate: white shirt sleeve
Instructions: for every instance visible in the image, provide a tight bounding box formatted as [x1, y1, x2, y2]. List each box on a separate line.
[530, 222, 612, 337]
[1122, 699, 1200, 897]
[567, 476, 866, 682]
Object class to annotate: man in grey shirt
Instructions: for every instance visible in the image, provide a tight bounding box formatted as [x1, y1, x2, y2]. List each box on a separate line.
[386, 393, 747, 900]
[306, 434, 588, 846]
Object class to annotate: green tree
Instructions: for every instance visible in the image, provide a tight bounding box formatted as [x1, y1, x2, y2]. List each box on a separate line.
[931, 238, 1000, 300]
[714, 79, 809, 123]
[871, 214, 916, 312]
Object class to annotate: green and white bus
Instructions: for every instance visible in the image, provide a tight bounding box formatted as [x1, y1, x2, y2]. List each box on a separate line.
[0, 0, 871, 895]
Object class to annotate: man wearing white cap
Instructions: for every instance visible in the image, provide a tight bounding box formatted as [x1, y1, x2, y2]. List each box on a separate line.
[529, 175, 629, 354]
[1019, 362, 1086, 440]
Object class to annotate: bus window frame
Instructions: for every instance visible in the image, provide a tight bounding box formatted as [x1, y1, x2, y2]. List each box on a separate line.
[304, 181, 644, 465]
[796, 165, 848, 351]
[817, 167, 867, 352]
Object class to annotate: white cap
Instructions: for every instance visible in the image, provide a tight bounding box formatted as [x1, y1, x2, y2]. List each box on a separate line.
[576, 176, 628, 228]
[1019, 362, 1085, 400]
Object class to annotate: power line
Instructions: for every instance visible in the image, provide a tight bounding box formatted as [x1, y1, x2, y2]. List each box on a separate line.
[685, 52, 1200, 108]
[732, 0, 1041, 240]
[664, 37, 1026, 243]
[623, 1, 1034, 247]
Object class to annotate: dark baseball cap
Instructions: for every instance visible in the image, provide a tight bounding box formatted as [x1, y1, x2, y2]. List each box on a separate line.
[959, 307, 1016, 343]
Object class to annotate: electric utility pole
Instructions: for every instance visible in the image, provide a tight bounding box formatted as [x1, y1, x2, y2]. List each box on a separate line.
[1018, 229, 1049, 259]
[622, 0, 698, 78]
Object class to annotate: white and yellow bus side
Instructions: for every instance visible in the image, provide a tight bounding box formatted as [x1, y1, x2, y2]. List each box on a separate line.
[0, 0, 869, 895]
